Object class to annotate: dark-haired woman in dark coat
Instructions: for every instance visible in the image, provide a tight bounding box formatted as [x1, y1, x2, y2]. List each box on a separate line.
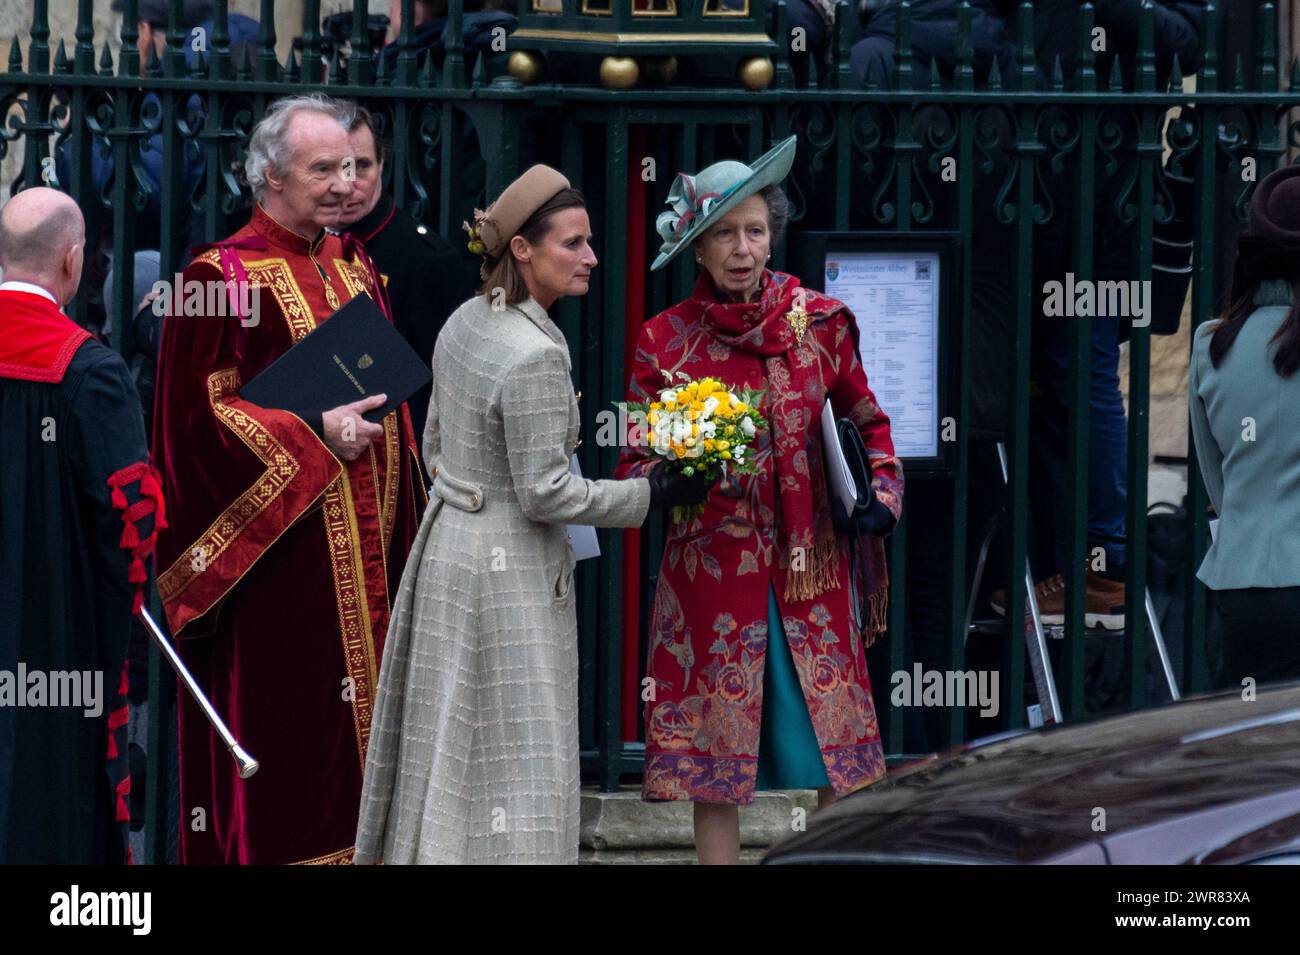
[1190, 163, 1300, 686]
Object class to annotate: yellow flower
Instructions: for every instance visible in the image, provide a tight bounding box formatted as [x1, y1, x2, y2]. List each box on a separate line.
[691, 423, 699, 436]
[704, 439, 716, 451]
[720, 451, 731, 460]
[717, 440, 729, 451]
[650, 401, 663, 411]
[648, 430, 656, 443]
[674, 445, 686, 459]
[734, 402, 747, 414]
[666, 401, 677, 411]
[648, 411, 660, 425]
[684, 437, 696, 448]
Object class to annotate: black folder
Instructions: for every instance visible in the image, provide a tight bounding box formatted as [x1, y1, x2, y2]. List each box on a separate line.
[240, 292, 431, 424]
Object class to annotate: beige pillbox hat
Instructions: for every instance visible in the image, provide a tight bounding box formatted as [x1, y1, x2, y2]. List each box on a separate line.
[465, 164, 571, 274]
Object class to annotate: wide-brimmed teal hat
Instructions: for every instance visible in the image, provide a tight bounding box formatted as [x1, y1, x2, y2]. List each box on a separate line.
[651, 135, 797, 272]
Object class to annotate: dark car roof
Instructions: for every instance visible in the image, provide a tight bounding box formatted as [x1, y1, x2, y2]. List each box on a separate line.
[765, 683, 1300, 864]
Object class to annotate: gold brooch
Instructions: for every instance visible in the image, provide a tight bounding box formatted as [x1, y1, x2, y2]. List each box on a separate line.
[784, 307, 808, 346]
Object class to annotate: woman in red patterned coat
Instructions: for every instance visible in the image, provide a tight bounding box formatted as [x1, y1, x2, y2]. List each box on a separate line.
[615, 137, 904, 864]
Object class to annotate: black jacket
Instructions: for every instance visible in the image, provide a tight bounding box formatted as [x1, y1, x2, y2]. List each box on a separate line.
[854, 0, 1017, 87]
[1035, 0, 1207, 90]
[345, 195, 477, 450]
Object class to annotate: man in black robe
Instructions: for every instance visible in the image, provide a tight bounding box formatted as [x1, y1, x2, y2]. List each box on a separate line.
[0, 187, 163, 863]
[338, 104, 476, 448]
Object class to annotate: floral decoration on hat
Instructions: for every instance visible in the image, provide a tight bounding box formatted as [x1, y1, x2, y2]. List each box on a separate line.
[650, 136, 798, 272]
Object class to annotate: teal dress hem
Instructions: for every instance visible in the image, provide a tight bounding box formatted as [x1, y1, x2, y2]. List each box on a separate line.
[755, 582, 831, 791]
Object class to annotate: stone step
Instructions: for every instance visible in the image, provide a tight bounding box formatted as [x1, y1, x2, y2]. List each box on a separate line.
[579, 785, 819, 864]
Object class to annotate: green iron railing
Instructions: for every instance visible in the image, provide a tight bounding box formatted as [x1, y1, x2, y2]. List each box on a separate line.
[1, 0, 1288, 861]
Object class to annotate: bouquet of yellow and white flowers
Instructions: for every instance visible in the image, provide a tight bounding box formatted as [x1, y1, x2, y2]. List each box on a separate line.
[624, 371, 768, 519]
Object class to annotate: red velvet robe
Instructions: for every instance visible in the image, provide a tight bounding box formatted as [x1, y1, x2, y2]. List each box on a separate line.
[153, 206, 424, 864]
[615, 270, 904, 805]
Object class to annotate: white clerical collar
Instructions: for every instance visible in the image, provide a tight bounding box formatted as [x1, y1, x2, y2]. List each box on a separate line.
[0, 280, 59, 305]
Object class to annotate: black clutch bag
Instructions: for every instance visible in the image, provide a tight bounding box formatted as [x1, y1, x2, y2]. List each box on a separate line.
[823, 404, 884, 639]
[836, 417, 877, 523]
[822, 398, 879, 528]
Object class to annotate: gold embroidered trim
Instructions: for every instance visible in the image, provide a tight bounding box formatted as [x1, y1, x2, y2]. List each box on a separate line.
[292, 846, 354, 865]
[192, 248, 222, 269]
[411, 446, 429, 510]
[241, 258, 317, 342]
[158, 367, 301, 603]
[333, 258, 373, 298]
[380, 413, 399, 556]
[323, 475, 379, 771]
[334, 258, 400, 558]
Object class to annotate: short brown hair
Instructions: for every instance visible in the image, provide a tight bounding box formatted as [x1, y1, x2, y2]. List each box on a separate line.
[479, 187, 586, 306]
[346, 104, 388, 166]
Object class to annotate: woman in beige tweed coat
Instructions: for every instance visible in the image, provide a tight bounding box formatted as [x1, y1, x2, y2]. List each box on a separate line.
[354, 167, 710, 864]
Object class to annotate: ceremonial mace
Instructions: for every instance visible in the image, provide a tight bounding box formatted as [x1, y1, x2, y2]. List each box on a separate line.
[137, 607, 260, 779]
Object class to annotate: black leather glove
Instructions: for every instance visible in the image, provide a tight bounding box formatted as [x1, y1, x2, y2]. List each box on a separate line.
[646, 465, 713, 511]
[831, 490, 896, 537]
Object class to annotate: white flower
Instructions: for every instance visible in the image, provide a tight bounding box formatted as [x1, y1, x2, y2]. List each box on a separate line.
[660, 389, 677, 405]
[740, 416, 756, 437]
[702, 396, 719, 416]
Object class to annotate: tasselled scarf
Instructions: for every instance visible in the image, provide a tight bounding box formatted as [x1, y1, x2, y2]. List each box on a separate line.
[691, 269, 841, 604]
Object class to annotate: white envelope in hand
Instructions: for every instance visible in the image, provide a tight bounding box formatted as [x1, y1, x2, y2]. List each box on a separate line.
[821, 399, 859, 516]
[565, 454, 601, 561]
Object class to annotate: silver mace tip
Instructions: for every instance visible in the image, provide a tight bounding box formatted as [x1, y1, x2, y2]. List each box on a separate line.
[231, 744, 260, 779]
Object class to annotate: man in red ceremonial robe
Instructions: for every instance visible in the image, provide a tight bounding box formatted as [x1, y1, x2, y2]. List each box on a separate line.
[152, 95, 425, 864]
[0, 188, 161, 863]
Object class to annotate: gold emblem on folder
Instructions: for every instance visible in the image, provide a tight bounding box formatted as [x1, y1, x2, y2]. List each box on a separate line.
[357, 353, 374, 370]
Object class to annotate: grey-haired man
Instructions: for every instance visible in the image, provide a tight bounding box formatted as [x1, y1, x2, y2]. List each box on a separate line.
[151, 94, 424, 864]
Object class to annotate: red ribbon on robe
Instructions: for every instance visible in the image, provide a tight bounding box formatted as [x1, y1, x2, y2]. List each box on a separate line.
[106, 461, 167, 614]
[187, 235, 270, 327]
[339, 231, 395, 324]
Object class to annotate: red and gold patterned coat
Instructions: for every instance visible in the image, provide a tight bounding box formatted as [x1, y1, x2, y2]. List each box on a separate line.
[615, 270, 903, 804]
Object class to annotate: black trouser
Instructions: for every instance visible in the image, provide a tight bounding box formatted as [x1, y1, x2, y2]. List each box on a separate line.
[1212, 586, 1300, 687]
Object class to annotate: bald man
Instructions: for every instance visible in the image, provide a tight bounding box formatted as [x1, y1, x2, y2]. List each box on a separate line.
[0, 187, 164, 863]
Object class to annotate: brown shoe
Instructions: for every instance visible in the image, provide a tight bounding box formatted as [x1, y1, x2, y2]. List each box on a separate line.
[990, 574, 1066, 624]
[1081, 571, 1126, 630]
[990, 571, 1125, 630]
